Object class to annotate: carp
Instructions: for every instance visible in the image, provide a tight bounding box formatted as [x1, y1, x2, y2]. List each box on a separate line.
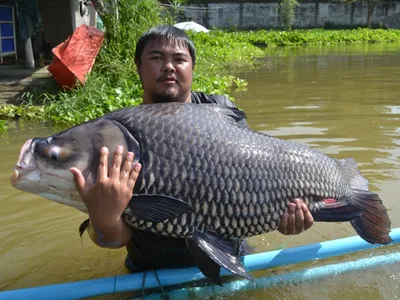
[11, 103, 392, 284]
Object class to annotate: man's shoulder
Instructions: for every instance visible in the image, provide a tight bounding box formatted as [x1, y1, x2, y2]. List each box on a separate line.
[191, 91, 237, 108]
[190, 91, 248, 128]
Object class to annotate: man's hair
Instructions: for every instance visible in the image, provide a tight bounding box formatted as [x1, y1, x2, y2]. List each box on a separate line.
[135, 25, 196, 68]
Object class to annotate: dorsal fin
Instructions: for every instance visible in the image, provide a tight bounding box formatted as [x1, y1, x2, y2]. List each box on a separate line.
[339, 158, 369, 191]
[202, 104, 247, 123]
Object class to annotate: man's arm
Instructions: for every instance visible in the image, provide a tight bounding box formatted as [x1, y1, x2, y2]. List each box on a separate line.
[70, 146, 141, 248]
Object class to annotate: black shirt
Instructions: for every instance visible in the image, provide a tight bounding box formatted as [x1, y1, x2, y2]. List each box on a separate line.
[190, 91, 248, 127]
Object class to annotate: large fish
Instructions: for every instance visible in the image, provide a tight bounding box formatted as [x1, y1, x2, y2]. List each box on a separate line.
[11, 103, 392, 284]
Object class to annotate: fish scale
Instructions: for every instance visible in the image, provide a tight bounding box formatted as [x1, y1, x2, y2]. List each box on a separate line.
[114, 103, 352, 239]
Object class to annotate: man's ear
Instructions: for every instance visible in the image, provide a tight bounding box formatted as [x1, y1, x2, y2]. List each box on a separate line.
[135, 59, 143, 82]
[135, 58, 140, 74]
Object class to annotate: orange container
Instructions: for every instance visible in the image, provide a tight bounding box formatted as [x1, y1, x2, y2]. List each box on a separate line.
[48, 24, 104, 89]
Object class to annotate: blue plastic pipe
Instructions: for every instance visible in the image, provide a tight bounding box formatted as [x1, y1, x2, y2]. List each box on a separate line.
[139, 252, 400, 300]
[1, 228, 399, 300]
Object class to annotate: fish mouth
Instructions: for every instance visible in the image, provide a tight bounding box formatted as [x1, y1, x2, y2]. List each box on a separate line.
[10, 169, 19, 187]
[16, 139, 37, 170]
[10, 165, 39, 190]
[11, 138, 39, 187]
[19, 139, 37, 167]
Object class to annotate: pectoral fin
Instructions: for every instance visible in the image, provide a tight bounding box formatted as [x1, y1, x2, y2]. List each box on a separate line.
[186, 230, 253, 285]
[186, 237, 222, 285]
[128, 194, 193, 222]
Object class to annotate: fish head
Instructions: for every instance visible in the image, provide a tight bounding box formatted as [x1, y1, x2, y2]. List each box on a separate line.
[10, 119, 140, 213]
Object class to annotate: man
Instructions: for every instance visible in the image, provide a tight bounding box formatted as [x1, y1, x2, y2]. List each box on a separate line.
[70, 25, 314, 273]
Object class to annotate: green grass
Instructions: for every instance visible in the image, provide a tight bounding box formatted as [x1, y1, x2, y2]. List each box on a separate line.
[224, 28, 400, 47]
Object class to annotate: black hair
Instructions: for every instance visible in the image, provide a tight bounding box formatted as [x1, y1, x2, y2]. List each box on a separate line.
[135, 25, 196, 68]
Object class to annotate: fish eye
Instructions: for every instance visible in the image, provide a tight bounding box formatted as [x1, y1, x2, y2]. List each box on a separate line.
[48, 146, 61, 161]
[50, 152, 58, 161]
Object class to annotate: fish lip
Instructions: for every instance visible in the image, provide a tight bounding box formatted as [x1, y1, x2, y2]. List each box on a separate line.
[11, 163, 38, 185]
[15, 162, 37, 172]
[10, 169, 19, 186]
[15, 138, 38, 172]
[19, 138, 32, 156]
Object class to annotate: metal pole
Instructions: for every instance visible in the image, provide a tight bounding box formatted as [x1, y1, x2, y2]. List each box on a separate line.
[24, 37, 35, 69]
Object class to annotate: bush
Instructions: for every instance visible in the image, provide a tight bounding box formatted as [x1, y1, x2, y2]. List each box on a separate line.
[234, 28, 400, 47]
[278, 0, 299, 31]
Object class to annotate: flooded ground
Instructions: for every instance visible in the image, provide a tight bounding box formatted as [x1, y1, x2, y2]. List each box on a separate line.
[1, 42, 400, 299]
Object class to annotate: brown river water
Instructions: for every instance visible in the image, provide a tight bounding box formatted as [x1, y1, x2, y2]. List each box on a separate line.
[0, 42, 400, 299]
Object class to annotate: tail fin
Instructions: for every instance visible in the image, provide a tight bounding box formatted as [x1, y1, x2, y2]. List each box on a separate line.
[341, 158, 392, 244]
[350, 190, 392, 244]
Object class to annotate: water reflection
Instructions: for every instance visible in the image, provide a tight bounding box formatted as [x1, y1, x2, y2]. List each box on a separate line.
[386, 106, 400, 114]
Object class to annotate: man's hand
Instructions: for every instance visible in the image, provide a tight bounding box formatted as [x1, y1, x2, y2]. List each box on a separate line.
[278, 198, 314, 235]
[70, 145, 141, 248]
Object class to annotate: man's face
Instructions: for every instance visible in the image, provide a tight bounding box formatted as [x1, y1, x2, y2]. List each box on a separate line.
[137, 38, 193, 104]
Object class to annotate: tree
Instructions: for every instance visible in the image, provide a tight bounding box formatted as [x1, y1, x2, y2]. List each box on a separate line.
[365, 0, 380, 28]
[278, 0, 299, 31]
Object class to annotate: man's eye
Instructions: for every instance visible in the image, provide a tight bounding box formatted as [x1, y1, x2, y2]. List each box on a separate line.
[150, 56, 162, 60]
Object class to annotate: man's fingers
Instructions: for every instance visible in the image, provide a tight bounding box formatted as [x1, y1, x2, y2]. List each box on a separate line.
[285, 203, 296, 235]
[127, 163, 141, 190]
[302, 203, 314, 231]
[278, 212, 288, 234]
[278, 203, 296, 235]
[109, 145, 124, 179]
[120, 152, 134, 183]
[70, 167, 86, 196]
[278, 199, 314, 236]
[294, 202, 305, 234]
[98, 147, 109, 181]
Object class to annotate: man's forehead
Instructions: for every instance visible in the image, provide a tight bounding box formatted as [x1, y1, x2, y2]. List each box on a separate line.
[144, 38, 190, 54]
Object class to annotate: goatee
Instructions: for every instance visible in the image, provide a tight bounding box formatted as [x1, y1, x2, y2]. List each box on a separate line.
[151, 91, 179, 103]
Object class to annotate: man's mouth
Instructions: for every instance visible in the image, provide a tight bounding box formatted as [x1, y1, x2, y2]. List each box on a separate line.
[159, 76, 178, 84]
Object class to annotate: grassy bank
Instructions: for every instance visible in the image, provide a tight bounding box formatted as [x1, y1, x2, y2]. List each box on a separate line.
[1, 18, 400, 133]
[219, 28, 400, 47]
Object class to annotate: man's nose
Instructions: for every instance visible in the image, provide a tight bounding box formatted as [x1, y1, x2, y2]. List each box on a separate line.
[163, 61, 175, 73]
